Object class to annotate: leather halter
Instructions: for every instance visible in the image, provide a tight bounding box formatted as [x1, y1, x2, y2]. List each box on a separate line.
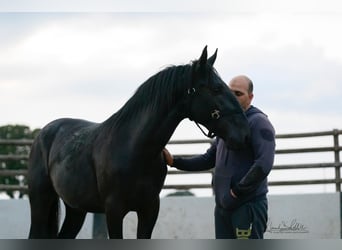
[186, 87, 221, 139]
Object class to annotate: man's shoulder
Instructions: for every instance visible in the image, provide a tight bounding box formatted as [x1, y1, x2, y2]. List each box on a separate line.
[247, 106, 274, 130]
[246, 106, 267, 120]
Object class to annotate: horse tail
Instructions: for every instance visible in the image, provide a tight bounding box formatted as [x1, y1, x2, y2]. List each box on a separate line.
[48, 194, 60, 237]
[28, 130, 60, 238]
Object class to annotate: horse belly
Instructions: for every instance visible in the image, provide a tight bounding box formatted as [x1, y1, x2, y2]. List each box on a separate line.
[50, 163, 104, 213]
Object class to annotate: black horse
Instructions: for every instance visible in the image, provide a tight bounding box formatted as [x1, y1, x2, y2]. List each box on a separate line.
[27, 46, 250, 239]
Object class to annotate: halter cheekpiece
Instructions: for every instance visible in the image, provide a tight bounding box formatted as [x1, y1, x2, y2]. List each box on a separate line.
[186, 87, 220, 139]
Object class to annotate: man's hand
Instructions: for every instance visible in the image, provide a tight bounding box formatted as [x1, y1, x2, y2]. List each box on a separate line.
[162, 148, 174, 166]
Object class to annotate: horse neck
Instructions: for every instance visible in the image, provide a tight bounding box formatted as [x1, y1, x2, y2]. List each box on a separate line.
[103, 91, 187, 159]
[145, 104, 185, 152]
[102, 65, 194, 158]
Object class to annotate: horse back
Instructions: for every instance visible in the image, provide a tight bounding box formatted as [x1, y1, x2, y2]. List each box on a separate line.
[31, 118, 98, 173]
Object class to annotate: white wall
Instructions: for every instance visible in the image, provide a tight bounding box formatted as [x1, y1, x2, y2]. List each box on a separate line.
[0, 193, 340, 239]
[266, 193, 341, 239]
[0, 199, 93, 239]
[123, 193, 341, 239]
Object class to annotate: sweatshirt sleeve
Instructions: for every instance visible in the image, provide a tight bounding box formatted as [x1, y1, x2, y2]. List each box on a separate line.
[232, 114, 276, 197]
[173, 139, 217, 171]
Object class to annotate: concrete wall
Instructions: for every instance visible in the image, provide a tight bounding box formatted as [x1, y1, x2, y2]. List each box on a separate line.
[0, 193, 340, 239]
[266, 193, 341, 239]
[123, 193, 341, 239]
[0, 200, 93, 239]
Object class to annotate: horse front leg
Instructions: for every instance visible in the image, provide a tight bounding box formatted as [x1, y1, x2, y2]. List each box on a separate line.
[136, 196, 160, 239]
[105, 202, 127, 239]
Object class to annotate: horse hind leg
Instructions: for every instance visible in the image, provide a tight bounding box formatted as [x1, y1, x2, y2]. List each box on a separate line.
[58, 204, 86, 239]
[28, 142, 59, 238]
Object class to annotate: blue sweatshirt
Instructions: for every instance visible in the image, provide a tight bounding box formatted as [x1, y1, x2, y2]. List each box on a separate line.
[173, 106, 275, 210]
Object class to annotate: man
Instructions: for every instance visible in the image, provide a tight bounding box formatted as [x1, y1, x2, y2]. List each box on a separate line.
[163, 75, 275, 239]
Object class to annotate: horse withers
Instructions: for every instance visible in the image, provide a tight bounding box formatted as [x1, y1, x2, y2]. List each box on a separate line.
[27, 46, 250, 238]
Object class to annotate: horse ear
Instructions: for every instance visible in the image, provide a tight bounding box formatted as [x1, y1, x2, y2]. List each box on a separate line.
[199, 45, 208, 68]
[207, 48, 217, 66]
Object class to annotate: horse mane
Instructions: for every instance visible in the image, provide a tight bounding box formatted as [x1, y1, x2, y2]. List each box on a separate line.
[107, 61, 197, 127]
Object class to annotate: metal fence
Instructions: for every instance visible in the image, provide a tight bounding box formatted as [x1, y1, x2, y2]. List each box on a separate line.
[0, 129, 341, 195]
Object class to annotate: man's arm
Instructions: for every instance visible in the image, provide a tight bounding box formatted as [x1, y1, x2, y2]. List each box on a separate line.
[232, 115, 275, 197]
[163, 140, 217, 171]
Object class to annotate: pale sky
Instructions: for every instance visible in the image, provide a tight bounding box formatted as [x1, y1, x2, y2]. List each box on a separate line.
[1, 1, 342, 140]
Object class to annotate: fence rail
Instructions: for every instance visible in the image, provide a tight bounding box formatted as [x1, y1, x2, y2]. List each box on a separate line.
[164, 129, 342, 192]
[0, 129, 341, 194]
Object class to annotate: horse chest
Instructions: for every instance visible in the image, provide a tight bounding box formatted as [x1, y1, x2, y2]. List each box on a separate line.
[114, 168, 167, 199]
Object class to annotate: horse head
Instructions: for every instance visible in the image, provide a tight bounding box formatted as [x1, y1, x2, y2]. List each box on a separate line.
[186, 46, 250, 149]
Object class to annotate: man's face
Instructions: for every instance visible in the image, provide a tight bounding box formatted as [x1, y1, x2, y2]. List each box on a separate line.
[229, 80, 253, 111]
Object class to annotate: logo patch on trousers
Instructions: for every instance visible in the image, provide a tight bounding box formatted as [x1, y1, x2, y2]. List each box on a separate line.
[236, 224, 252, 239]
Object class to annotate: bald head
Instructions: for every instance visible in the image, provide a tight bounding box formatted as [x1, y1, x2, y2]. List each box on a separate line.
[229, 75, 254, 111]
[229, 75, 253, 94]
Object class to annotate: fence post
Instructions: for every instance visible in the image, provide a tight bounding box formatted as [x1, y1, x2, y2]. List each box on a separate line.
[333, 129, 341, 192]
